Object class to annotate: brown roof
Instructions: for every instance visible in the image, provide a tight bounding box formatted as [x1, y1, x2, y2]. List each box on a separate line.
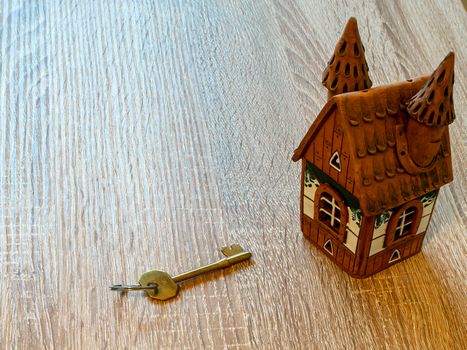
[293, 76, 454, 215]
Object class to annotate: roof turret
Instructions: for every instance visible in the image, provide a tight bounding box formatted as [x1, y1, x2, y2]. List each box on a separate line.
[406, 52, 455, 126]
[321, 17, 372, 98]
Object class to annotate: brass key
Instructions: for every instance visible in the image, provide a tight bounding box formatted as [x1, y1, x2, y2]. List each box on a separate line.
[110, 244, 252, 300]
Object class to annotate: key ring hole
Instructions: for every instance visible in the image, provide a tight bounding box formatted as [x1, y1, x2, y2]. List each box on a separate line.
[147, 283, 158, 290]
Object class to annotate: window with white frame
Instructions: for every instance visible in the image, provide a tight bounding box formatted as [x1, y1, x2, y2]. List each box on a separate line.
[385, 200, 423, 248]
[394, 207, 416, 240]
[318, 192, 341, 231]
[314, 183, 348, 240]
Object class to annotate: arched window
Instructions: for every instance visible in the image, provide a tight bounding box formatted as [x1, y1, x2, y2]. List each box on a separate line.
[319, 192, 342, 230]
[385, 200, 423, 247]
[314, 184, 348, 240]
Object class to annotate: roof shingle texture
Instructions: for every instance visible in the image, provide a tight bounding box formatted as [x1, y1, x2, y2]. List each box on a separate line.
[334, 77, 453, 214]
[293, 76, 454, 215]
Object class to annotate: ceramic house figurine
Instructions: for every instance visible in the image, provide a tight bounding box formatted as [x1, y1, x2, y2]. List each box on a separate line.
[292, 17, 456, 277]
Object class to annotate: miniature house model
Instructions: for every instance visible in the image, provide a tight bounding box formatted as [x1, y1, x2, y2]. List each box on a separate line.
[292, 18, 455, 277]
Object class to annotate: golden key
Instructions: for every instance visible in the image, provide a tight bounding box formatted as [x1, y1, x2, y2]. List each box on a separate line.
[110, 244, 252, 300]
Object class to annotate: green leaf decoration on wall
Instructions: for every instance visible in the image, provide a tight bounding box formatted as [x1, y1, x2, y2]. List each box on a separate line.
[375, 211, 391, 229]
[305, 162, 319, 187]
[350, 207, 362, 226]
[421, 191, 437, 207]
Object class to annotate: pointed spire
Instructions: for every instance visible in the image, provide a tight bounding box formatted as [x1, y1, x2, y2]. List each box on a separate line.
[321, 17, 372, 98]
[407, 52, 455, 126]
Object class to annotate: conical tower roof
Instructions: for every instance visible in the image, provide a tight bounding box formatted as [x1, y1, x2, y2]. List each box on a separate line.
[322, 17, 372, 97]
[406, 52, 455, 126]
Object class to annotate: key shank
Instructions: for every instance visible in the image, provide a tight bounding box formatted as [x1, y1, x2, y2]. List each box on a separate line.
[172, 250, 251, 283]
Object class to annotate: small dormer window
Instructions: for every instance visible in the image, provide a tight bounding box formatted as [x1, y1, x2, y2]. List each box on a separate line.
[329, 151, 342, 172]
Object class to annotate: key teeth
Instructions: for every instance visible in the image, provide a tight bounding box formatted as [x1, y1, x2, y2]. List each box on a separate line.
[221, 244, 245, 257]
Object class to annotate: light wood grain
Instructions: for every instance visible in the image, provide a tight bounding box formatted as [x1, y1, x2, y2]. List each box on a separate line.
[0, 0, 465, 349]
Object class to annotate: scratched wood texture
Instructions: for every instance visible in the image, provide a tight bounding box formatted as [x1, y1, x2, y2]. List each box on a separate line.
[0, 0, 465, 349]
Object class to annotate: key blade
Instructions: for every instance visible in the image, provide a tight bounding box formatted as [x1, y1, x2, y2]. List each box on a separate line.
[172, 245, 252, 284]
[221, 244, 247, 257]
[221, 244, 252, 264]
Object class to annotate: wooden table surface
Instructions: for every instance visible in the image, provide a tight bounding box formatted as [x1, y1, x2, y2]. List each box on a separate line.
[1, 1, 465, 349]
